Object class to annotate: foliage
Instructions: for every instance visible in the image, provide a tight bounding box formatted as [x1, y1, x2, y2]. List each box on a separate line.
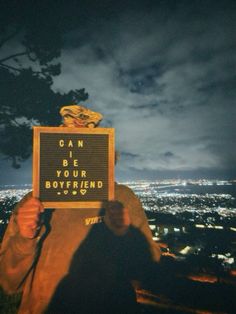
[0, 2, 88, 167]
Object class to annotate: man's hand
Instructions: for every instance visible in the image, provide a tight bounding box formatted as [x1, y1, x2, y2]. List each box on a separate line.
[16, 197, 44, 239]
[104, 201, 130, 236]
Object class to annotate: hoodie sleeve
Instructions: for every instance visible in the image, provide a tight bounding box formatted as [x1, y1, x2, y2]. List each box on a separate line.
[0, 193, 39, 294]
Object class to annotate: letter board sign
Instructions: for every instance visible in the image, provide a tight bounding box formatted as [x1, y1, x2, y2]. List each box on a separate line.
[33, 127, 114, 208]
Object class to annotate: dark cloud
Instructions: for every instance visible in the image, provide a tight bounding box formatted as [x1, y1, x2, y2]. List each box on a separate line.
[38, 0, 236, 179]
[121, 152, 140, 158]
[130, 103, 160, 110]
[0, 157, 32, 185]
[164, 152, 174, 158]
[1, 0, 236, 183]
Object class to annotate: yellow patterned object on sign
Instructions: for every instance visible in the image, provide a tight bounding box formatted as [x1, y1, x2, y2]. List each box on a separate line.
[60, 105, 103, 128]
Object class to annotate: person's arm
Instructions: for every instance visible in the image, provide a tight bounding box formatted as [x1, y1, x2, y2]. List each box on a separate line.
[103, 193, 160, 287]
[0, 193, 44, 294]
[129, 190, 161, 262]
[110, 184, 161, 262]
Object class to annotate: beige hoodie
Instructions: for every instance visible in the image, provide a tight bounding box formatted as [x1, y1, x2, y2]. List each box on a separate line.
[0, 184, 160, 314]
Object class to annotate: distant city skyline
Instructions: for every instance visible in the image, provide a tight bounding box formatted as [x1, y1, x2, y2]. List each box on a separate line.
[0, 157, 236, 185]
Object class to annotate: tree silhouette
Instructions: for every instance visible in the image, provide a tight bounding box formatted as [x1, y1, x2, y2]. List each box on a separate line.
[0, 2, 88, 168]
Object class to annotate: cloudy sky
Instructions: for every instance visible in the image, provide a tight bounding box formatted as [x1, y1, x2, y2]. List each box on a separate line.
[1, 0, 236, 184]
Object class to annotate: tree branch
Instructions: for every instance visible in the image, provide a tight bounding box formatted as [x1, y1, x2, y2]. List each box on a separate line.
[0, 28, 22, 49]
[0, 62, 48, 79]
[0, 51, 28, 63]
[0, 63, 22, 73]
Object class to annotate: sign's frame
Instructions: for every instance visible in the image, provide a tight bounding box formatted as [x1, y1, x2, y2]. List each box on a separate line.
[33, 126, 115, 208]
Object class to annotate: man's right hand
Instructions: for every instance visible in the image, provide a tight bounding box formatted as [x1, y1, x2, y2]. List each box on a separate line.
[16, 197, 44, 239]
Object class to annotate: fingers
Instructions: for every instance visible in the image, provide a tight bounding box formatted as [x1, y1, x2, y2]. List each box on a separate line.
[16, 197, 44, 239]
[19, 225, 40, 239]
[19, 197, 44, 213]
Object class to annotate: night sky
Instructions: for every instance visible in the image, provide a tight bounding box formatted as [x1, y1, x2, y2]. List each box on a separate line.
[0, 0, 236, 184]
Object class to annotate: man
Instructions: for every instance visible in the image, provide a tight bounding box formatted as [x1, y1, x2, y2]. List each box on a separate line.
[0, 105, 161, 314]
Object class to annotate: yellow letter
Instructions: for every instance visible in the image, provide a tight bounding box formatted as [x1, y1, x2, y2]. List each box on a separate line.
[85, 218, 91, 226]
[66, 181, 71, 188]
[56, 170, 61, 177]
[78, 140, 83, 148]
[98, 181, 103, 188]
[45, 181, 51, 189]
[90, 181, 95, 188]
[59, 140, 64, 147]
[73, 170, 79, 177]
[69, 151, 73, 158]
[81, 170, 87, 178]
[73, 181, 78, 188]
[64, 170, 69, 178]
[59, 181, 65, 188]
[53, 181, 58, 188]
[63, 159, 68, 167]
[73, 159, 78, 167]
[68, 140, 73, 147]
